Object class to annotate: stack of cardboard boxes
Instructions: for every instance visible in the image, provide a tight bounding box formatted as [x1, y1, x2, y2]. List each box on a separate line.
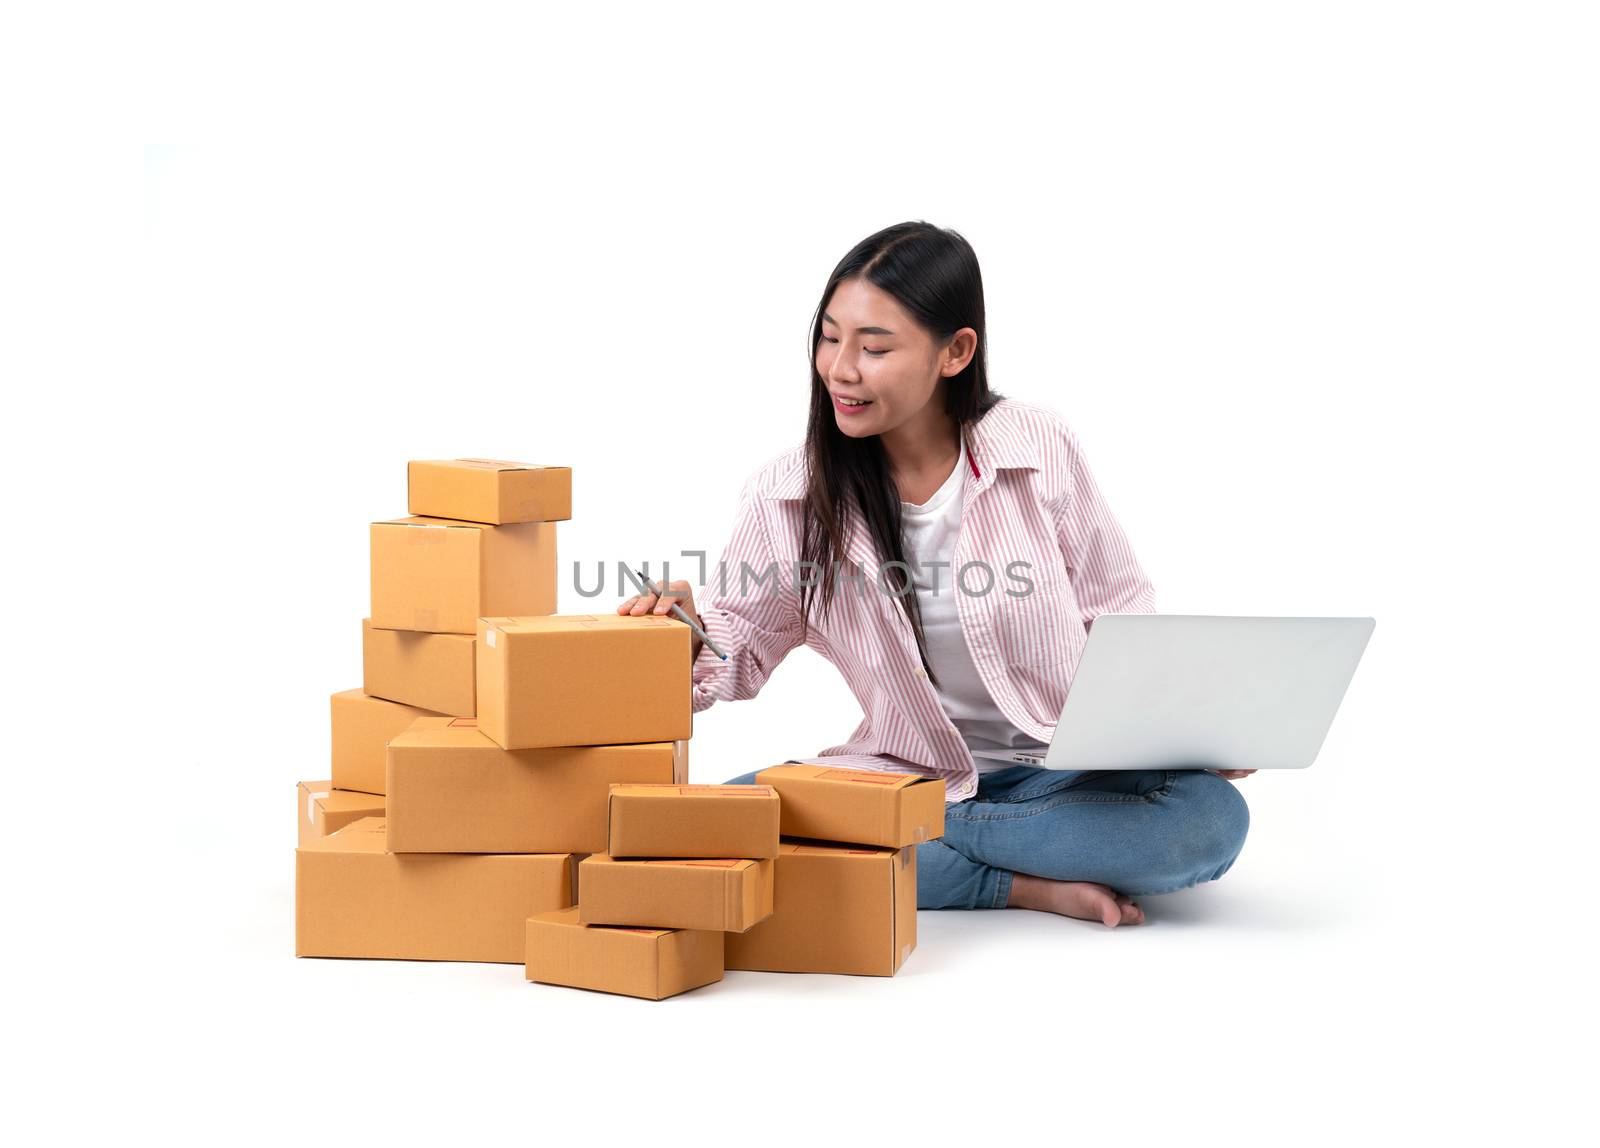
[526, 784, 780, 999]
[294, 458, 947, 998]
[525, 769, 944, 997]
[725, 764, 942, 977]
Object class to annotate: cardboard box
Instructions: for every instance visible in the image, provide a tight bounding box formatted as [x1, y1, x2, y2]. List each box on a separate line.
[477, 614, 692, 749]
[408, 459, 572, 525]
[724, 841, 917, 976]
[331, 688, 440, 795]
[578, 855, 775, 932]
[607, 784, 780, 859]
[297, 779, 386, 846]
[296, 818, 572, 963]
[370, 517, 556, 634]
[386, 717, 688, 853]
[755, 764, 946, 847]
[525, 907, 723, 1000]
[362, 618, 475, 716]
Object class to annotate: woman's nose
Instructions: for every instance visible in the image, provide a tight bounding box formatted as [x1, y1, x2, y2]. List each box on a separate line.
[827, 346, 859, 385]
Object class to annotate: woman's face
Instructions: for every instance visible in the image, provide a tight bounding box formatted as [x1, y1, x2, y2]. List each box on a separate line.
[815, 276, 975, 439]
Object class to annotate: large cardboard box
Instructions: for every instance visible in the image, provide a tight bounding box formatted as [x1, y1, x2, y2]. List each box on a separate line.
[331, 688, 439, 795]
[296, 818, 571, 963]
[297, 779, 386, 846]
[370, 516, 556, 634]
[477, 614, 692, 749]
[362, 618, 475, 717]
[386, 717, 688, 853]
[607, 784, 779, 859]
[755, 764, 946, 847]
[408, 459, 572, 525]
[578, 855, 775, 932]
[525, 907, 723, 1000]
[724, 841, 917, 976]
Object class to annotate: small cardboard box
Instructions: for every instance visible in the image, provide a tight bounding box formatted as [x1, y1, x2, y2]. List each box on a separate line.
[724, 840, 917, 976]
[408, 459, 572, 525]
[607, 784, 780, 859]
[386, 717, 688, 853]
[361, 618, 476, 717]
[296, 818, 572, 963]
[477, 614, 692, 749]
[331, 688, 440, 795]
[297, 779, 386, 846]
[755, 764, 946, 847]
[578, 855, 775, 932]
[525, 907, 723, 1000]
[370, 516, 556, 634]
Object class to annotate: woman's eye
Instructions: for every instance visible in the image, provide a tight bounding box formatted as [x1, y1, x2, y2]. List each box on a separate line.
[820, 336, 887, 356]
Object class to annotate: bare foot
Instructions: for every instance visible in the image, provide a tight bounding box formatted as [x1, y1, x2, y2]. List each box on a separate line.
[1006, 873, 1146, 927]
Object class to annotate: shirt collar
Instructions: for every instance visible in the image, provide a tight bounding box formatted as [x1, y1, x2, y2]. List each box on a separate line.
[764, 400, 1035, 501]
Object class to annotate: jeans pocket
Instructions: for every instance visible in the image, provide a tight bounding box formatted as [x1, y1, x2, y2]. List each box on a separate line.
[983, 765, 1085, 805]
[1133, 769, 1177, 800]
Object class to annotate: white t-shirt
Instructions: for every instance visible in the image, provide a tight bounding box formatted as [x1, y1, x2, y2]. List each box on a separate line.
[899, 435, 1050, 774]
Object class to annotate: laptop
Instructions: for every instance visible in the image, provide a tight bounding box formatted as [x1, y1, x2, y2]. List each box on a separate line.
[969, 613, 1376, 771]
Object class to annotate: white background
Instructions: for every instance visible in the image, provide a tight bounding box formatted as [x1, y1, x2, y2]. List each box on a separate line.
[4, 2, 1595, 1143]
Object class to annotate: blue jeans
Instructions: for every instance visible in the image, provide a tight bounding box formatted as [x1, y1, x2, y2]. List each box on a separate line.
[721, 763, 1249, 909]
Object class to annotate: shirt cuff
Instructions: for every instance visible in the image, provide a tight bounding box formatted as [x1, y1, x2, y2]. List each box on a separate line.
[690, 607, 735, 713]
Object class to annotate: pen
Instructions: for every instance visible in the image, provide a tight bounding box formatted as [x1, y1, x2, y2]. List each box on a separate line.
[628, 568, 728, 661]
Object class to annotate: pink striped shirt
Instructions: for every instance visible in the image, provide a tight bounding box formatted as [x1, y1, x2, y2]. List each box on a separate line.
[690, 397, 1158, 804]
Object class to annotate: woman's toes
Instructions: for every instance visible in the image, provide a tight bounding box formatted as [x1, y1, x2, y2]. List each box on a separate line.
[1084, 885, 1120, 927]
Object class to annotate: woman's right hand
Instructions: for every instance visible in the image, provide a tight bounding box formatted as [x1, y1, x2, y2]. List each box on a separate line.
[617, 579, 705, 660]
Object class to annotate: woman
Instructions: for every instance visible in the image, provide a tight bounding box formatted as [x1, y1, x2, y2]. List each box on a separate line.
[617, 221, 1250, 927]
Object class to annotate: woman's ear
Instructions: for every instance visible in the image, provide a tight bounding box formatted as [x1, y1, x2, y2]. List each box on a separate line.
[942, 327, 978, 376]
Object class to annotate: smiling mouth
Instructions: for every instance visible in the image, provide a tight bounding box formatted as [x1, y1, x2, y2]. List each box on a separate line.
[834, 395, 872, 407]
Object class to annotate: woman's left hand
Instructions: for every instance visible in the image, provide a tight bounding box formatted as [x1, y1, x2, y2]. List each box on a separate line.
[1209, 769, 1257, 781]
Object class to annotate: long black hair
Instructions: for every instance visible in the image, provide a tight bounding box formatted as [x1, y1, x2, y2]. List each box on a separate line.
[797, 220, 1004, 687]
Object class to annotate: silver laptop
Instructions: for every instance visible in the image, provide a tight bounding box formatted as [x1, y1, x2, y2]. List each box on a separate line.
[970, 614, 1376, 771]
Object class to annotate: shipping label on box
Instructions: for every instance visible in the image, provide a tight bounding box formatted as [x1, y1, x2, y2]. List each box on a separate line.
[724, 840, 918, 976]
[370, 516, 555, 634]
[477, 614, 691, 749]
[362, 618, 475, 717]
[385, 716, 688, 854]
[754, 763, 946, 847]
[606, 783, 779, 859]
[525, 907, 723, 1000]
[331, 688, 440, 795]
[297, 779, 386, 846]
[577, 854, 774, 932]
[407, 459, 572, 525]
[295, 818, 572, 963]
